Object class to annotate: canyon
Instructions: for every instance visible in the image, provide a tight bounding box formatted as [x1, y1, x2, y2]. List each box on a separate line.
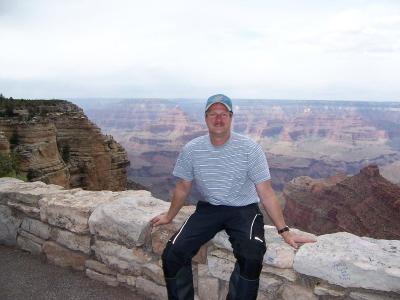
[283, 165, 400, 240]
[74, 98, 400, 201]
[0, 99, 129, 191]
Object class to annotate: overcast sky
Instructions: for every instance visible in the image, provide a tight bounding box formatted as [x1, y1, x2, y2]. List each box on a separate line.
[1, 0, 399, 101]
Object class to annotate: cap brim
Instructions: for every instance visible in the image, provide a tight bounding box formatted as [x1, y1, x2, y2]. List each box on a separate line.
[205, 102, 232, 112]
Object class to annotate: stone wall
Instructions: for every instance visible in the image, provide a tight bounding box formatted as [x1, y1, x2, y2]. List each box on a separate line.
[0, 177, 399, 300]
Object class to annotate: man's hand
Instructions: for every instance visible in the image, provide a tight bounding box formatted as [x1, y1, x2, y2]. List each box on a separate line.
[151, 212, 172, 227]
[151, 179, 192, 227]
[281, 231, 316, 249]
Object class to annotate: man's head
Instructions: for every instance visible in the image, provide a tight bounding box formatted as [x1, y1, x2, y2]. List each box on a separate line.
[205, 94, 233, 141]
[205, 94, 233, 114]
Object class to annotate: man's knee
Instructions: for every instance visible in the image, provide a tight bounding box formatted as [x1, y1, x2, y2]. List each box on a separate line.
[236, 241, 266, 280]
[162, 241, 188, 278]
[237, 257, 263, 280]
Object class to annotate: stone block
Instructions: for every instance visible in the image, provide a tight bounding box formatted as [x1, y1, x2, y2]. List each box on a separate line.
[193, 244, 208, 264]
[40, 189, 116, 234]
[21, 218, 50, 240]
[1, 180, 63, 207]
[17, 235, 42, 255]
[257, 292, 274, 300]
[208, 249, 235, 281]
[7, 202, 40, 219]
[18, 229, 46, 245]
[85, 259, 116, 276]
[0, 177, 23, 186]
[349, 291, 398, 300]
[259, 275, 282, 293]
[42, 241, 87, 271]
[50, 227, 91, 254]
[143, 263, 165, 286]
[313, 283, 346, 297]
[198, 275, 219, 300]
[264, 242, 295, 268]
[0, 204, 22, 246]
[117, 273, 137, 286]
[197, 264, 209, 277]
[212, 230, 232, 251]
[136, 276, 168, 300]
[280, 284, 317, 300]
[89, 191, 171, 247]
[92, 239, 151, 276]
[86, 269, 119, 287]
[261, 265, 297, 282]
[294, 232, 400, 292]
[151, 223, 178, 256]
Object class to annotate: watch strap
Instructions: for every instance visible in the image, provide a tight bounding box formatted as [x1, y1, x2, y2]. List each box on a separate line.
[277, 226, 289, 234]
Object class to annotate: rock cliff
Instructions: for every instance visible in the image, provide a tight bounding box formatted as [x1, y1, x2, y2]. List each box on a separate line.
[0, 99, 129, 191]
[283, 165, 400, 239]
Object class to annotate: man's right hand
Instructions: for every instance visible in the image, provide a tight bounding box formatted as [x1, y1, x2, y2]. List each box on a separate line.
[151, 212, 172, 227]
[151, 179, 192, 227]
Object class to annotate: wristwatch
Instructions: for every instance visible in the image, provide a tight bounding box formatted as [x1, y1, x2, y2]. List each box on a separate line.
[277, 226, 289, 234]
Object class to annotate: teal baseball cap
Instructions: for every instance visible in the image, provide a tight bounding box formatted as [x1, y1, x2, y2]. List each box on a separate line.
[205, 94, 233, 113]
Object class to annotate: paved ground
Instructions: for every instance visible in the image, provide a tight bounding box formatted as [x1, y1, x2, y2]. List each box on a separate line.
[0, 245, 145, 300]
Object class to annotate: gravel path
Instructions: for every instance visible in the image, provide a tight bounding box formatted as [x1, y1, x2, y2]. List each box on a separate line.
[0, 245, 145, 300]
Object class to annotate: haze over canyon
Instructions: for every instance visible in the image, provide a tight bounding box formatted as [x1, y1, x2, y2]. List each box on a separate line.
[73, 98, 400, 202]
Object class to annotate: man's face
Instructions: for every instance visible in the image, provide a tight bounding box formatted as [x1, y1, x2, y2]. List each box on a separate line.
[205, 103, 233, 137]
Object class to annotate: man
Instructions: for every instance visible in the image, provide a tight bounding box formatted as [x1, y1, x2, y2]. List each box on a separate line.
[151, 94, 314, 300]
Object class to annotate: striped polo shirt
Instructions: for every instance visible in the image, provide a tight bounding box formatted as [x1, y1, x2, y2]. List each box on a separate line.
[173, 132, 271, 206]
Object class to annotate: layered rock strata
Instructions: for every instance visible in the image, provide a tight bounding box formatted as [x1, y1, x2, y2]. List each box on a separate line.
[0, 99, 129, 191]
[1, 178, 399, 300]
[83, 99, 400, 200]
[283, 165, 400, 239]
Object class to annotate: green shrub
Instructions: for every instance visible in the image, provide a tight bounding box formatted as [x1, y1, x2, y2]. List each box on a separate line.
[0, 152, 24, 180]
[0, 153, 14, 176]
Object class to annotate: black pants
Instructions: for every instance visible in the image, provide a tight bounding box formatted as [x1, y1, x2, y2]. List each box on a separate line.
[162, 201, 266, 300]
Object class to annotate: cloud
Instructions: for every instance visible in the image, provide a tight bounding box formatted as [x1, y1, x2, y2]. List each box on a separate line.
[0, 0, 399, 100]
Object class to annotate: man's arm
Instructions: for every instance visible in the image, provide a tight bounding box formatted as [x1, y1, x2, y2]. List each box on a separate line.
[151, 179, 192, 227]
[256, 179, 315, 248]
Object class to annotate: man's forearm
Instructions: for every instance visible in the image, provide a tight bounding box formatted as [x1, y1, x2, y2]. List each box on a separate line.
[165, 180, 192, 221]
[257, 180, 287, 230]
[261, 195, 287, 230]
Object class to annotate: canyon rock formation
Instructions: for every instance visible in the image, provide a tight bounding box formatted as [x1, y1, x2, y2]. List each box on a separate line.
[0, 99, 129, 191]
[283, 165, 400, 239]
[78, 98, 400, 200]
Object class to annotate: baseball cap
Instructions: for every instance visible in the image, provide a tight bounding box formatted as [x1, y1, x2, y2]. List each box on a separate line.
[205, 94, 233, 113]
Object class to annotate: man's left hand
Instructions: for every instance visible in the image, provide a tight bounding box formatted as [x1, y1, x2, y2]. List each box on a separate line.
[281, 231, 316, 249]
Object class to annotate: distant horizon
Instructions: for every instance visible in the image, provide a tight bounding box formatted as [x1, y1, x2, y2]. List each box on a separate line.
[2, 94, 400, 104]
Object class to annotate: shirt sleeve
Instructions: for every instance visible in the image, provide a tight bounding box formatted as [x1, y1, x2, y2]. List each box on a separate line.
[248, 144, 271, 184]
[172, 145, 194, 181]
